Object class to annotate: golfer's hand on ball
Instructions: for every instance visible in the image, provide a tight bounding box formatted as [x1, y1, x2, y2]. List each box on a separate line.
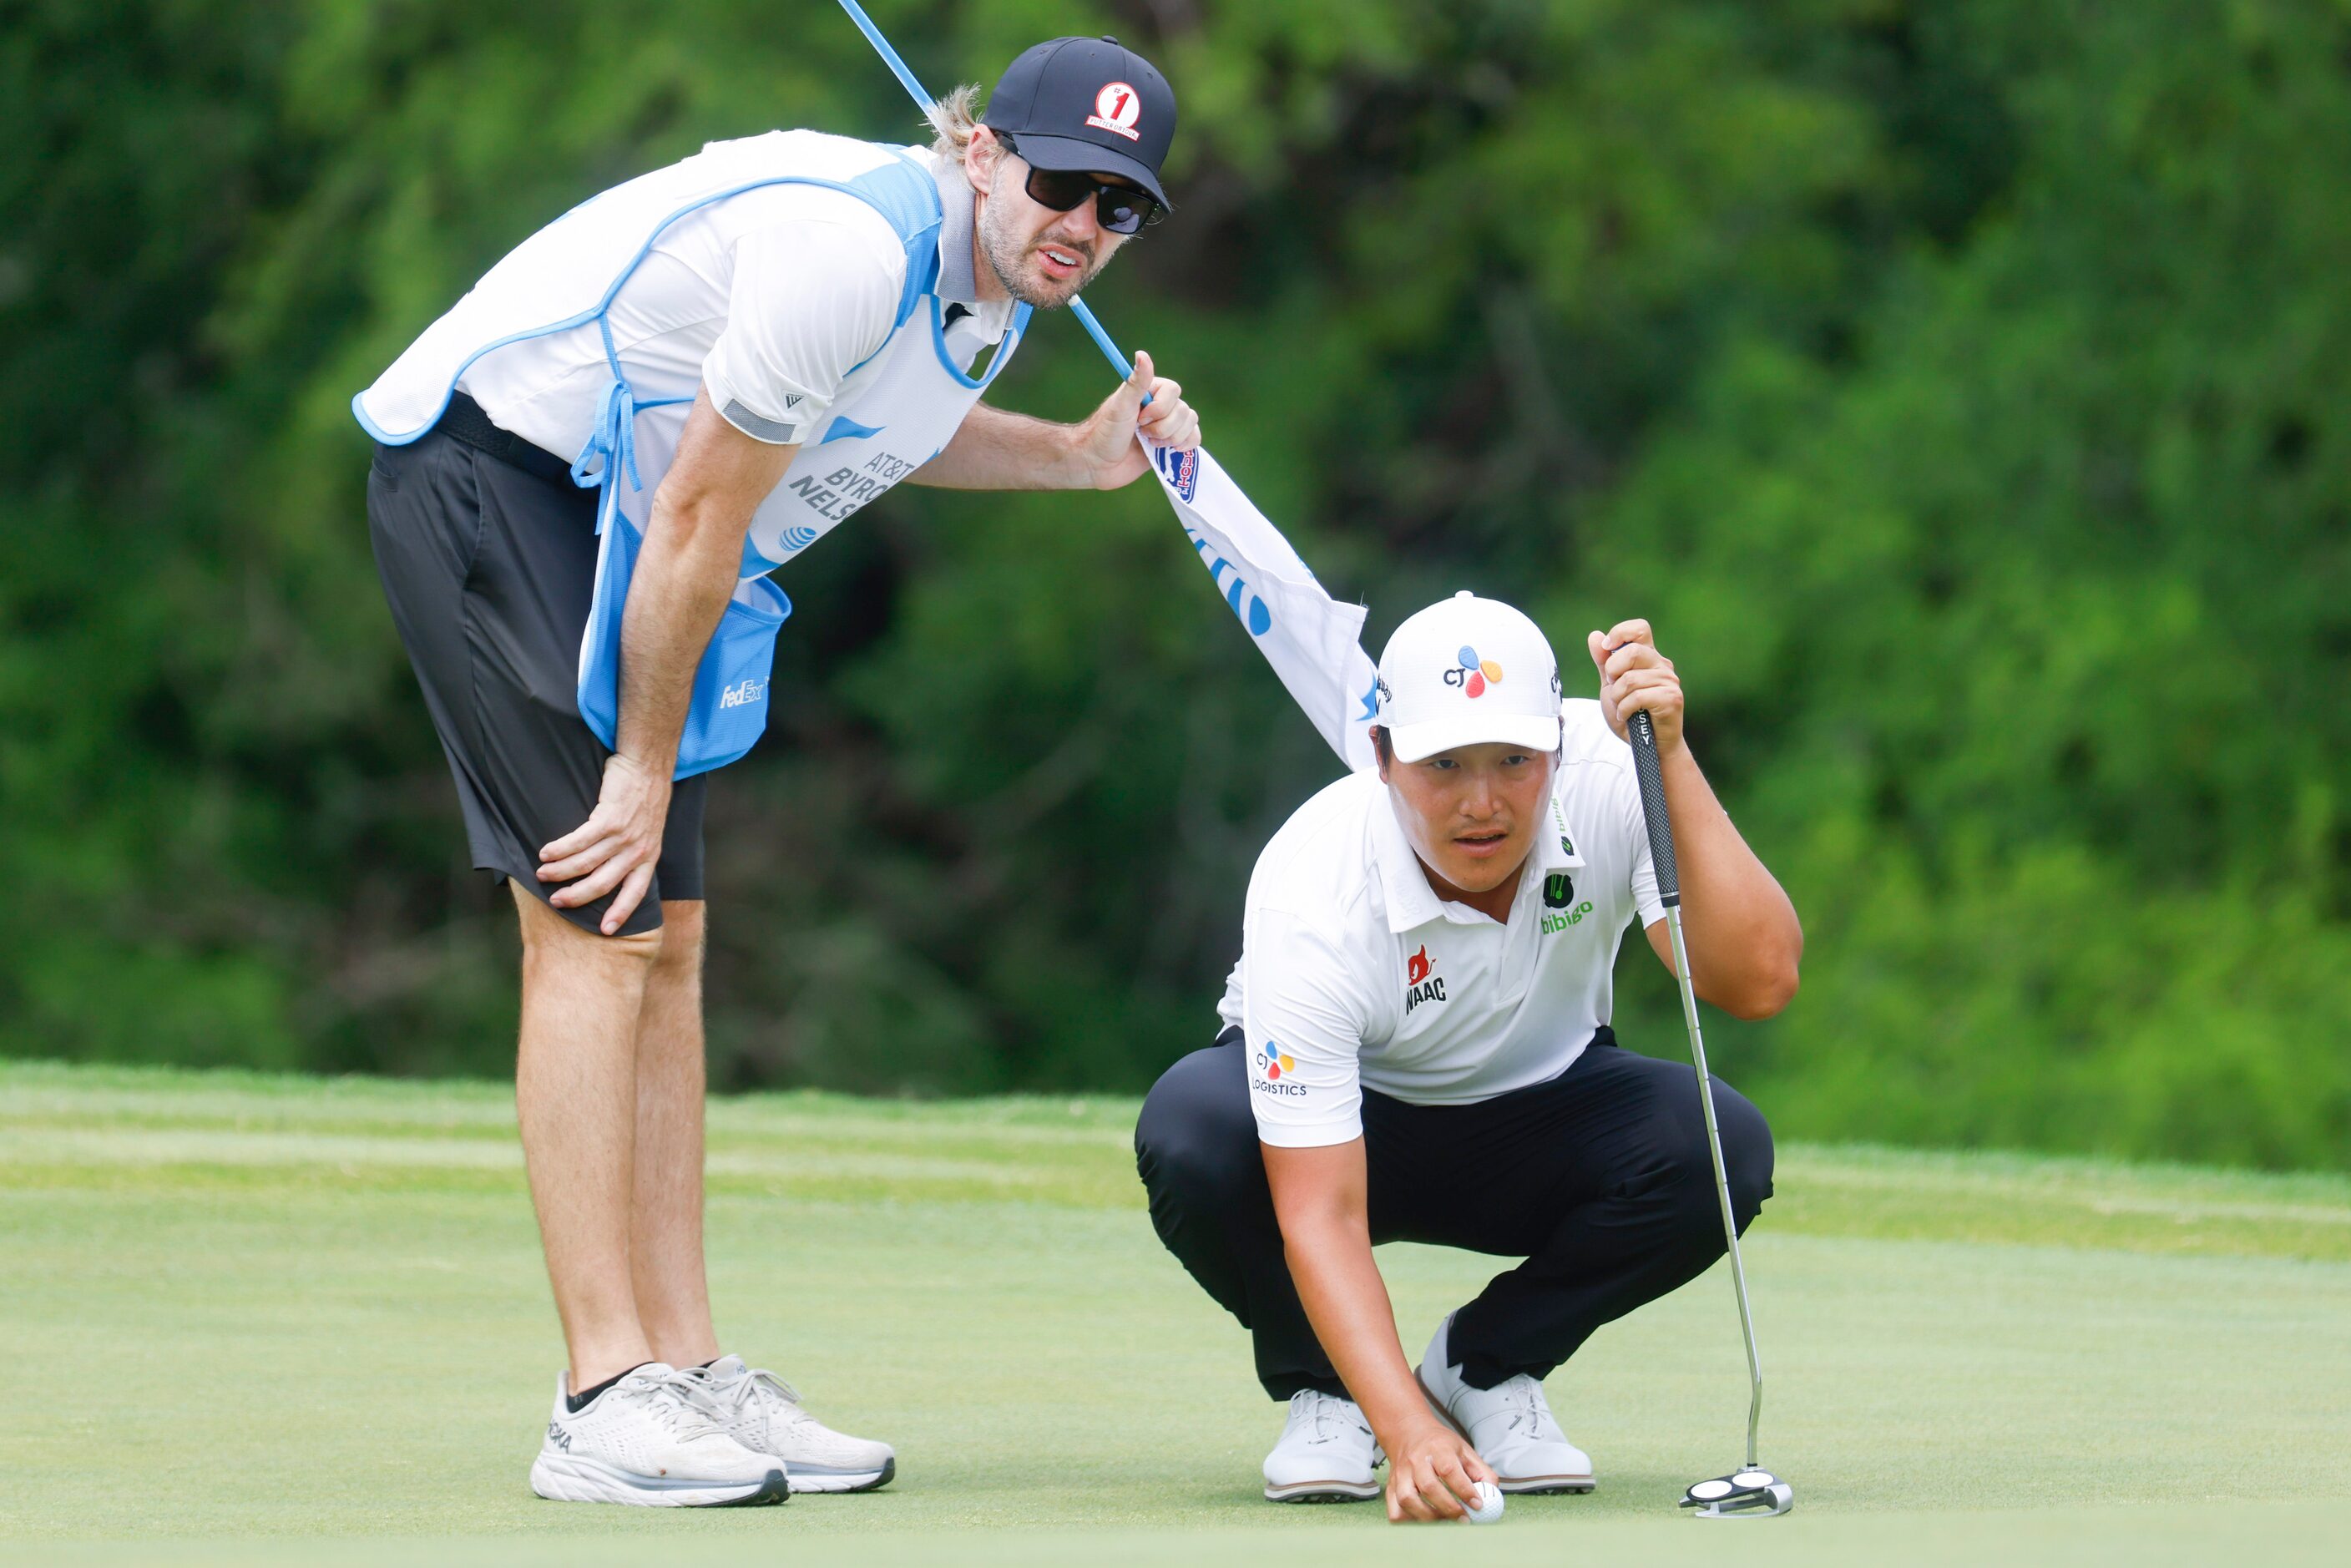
[1385, 1419, 1497, 1524]
[1078, 350, 1199, 489]
[1589, 618, 1685, 756]
[537, 753, 672, 934]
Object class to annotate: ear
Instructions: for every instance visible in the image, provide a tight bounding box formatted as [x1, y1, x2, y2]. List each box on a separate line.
[963, 124, 1002, 194]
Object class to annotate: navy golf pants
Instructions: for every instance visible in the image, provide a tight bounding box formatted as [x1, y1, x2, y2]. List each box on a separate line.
[1134, 1027, 1774, 1399]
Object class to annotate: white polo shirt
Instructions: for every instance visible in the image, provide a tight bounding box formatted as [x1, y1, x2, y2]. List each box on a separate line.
[449, 145, 1013, 459]
[1218, 699, 1666, 1148]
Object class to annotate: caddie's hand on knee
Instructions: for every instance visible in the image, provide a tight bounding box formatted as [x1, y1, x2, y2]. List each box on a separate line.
[1078, 350, 1199, 489]
[536, 752, 672, 934]
[1385, 1418, 1496, 1524]
[1588, 617, 1685, 756]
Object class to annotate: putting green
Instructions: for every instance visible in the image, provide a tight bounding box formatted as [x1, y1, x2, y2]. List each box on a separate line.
[3, 1060, 2345, 1565]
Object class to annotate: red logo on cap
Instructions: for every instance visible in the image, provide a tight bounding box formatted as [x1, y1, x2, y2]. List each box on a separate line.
[1086, 81, 1143, 141]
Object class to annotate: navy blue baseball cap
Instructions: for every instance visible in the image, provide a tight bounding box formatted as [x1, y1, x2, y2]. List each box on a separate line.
[983, 36, 1176, 208]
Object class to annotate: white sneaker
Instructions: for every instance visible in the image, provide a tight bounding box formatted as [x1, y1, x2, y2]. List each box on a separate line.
[1415, 1314, 1595, 1494]
[528, 1363, 789, 1506]
[1262, 1388, 1383, 1502]
[685, 1355, 897, 1493]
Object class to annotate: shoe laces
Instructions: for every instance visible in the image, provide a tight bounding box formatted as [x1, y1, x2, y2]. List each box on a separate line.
[619, 1367, 726, 1441]
[1498, 1376, 1562, 1440]
[1289, 1389, 1365, 1448]
[695, 1362, 815, 1433]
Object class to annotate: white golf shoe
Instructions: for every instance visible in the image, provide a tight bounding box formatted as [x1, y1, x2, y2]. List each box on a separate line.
[1415, 1315, 1595, 1494]
[1263, 1388, 1383, 1502]
[528, 1363, 788, 1506]
[684, 1355, 897, 1493]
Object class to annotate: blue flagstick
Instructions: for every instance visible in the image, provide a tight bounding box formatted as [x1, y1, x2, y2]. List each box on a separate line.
[832, 0, 1150, 399]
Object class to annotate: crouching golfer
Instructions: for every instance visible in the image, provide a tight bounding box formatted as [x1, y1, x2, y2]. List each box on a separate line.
[1135, 593, 1802, 1520]
[354, 37, 1197, 1505]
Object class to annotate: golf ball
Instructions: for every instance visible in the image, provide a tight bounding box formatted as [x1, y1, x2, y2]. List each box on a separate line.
[1465, 1480, 1504, 1525]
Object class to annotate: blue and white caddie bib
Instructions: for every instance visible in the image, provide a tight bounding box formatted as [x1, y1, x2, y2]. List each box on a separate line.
[354, 130, 1030, 777]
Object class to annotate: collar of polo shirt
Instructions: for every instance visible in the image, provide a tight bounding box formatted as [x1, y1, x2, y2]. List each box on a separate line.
[930, 156, 985, 307]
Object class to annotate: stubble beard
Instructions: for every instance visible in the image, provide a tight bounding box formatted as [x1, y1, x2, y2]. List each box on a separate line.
[979, 196, 1105, 310]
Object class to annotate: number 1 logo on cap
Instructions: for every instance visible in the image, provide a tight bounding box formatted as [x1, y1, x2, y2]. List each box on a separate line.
[1087, 81, 1143, 140]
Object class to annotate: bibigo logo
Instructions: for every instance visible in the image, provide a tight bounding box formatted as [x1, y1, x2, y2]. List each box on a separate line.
[1443, 645, 1504, 698]
[1086, 81, 1144, 141]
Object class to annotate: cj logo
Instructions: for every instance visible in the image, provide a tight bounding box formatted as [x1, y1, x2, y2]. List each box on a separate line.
[1256, 1042, 1297, 1080]
[1086, 81, 1144, 141]
[1443, 645, 1504, 698]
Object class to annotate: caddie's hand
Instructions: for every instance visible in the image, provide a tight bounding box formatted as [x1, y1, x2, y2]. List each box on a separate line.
[1078, 349, 1198, 489]
[536, 752, 673, 935]
[1384, 1418, 1497, 1524]
[1588, 618, 1686, 756]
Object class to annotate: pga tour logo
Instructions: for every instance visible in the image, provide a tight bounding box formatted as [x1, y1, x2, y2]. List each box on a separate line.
[719, 675, 767, 710]
[1153, 443, 1199, 503]
[1086, 81, 1143, 141]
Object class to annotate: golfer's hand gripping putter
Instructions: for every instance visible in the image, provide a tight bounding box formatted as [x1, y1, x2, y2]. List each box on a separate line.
[1625, 708, 1795, 1520]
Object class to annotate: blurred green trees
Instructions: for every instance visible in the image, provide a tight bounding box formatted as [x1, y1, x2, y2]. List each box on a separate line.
[2, 1, 2343, 1168]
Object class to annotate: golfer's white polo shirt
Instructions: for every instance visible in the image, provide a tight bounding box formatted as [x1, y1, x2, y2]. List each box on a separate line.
[454, 150, 1012, 458]
[1219, 699, 1666, 1147]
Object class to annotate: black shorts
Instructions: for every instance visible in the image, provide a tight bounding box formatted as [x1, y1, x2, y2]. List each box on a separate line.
[367, 397, 705, 937]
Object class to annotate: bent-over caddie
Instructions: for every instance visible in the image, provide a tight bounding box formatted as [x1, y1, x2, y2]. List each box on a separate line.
[354, 36, 1199, 1506]
[1135, 593, 1802, 1521]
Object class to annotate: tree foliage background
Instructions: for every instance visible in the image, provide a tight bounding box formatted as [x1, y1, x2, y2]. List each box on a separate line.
[4, 0, 2346, 1169]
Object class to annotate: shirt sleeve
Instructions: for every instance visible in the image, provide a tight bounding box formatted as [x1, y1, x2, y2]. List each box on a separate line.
[1241, 906, 1375, 1148]
[701, 205, 908, 445]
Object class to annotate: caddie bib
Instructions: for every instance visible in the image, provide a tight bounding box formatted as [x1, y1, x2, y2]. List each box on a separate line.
[354, 130, 1029, 778]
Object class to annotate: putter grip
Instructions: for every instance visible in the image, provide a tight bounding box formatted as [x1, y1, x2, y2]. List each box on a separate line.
[1627, 710, 1681, 908]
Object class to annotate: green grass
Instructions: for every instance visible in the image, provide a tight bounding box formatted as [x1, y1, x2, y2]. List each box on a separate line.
[3, 1058, 2347, 1565]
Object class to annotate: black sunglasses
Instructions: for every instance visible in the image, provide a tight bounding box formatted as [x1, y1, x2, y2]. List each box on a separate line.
[998, 133, 1165, 235]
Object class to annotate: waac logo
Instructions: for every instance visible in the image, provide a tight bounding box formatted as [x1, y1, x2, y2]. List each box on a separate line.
[1443, 645, 1504, 698]
[1403, 944, 1447, 1014]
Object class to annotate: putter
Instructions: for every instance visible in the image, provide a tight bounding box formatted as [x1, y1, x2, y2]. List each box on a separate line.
[1625, 708, 1794, 1520]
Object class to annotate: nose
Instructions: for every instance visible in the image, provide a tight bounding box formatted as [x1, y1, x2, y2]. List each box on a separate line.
[1460, 771, 1502, 820]
[1054, 197, 1101, 245]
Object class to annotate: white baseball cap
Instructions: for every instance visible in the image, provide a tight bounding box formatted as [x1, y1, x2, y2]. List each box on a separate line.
[1374, 591, 1564, 762]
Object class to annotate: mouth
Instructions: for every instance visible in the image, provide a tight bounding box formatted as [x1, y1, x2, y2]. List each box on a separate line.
[1034, 241, 1089, 283]
[1452, 829, 1512, 860]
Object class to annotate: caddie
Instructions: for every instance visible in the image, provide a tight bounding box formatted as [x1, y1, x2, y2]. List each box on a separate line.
[354, 37, 1199, 1507]
[1135, 594, 1802, 1520]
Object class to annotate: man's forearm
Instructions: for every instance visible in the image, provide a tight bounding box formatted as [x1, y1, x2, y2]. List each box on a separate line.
[613, 496, 750, 770]
[909, 402, 1090, 490]
[1281, 1216, 1439, 1444]
[1661, 746, 1802, 1015]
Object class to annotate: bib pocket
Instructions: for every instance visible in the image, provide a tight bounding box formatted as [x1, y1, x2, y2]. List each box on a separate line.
[575, 503, 793, 781]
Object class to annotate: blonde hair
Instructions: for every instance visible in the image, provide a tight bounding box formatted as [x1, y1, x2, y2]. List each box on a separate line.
[926, 83, 985, 159]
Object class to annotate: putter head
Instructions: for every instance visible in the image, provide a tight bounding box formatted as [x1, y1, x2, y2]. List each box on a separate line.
[1681, 1468, 1792, 1518]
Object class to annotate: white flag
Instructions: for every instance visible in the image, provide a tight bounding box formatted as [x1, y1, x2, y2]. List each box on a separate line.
[1146, 442, 1379, 773]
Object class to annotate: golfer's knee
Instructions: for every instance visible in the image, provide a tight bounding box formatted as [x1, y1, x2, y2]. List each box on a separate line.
[1136, 1047, 1258, 1206]
[1714, 1086, 1775, 1232]
[513, 886, 665, 969]
[648, 901, 705, 979]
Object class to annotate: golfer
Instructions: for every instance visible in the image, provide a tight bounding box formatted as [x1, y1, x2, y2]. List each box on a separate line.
[1135, 593, 1802, 1520]
[354, 38, 1198, 1506]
